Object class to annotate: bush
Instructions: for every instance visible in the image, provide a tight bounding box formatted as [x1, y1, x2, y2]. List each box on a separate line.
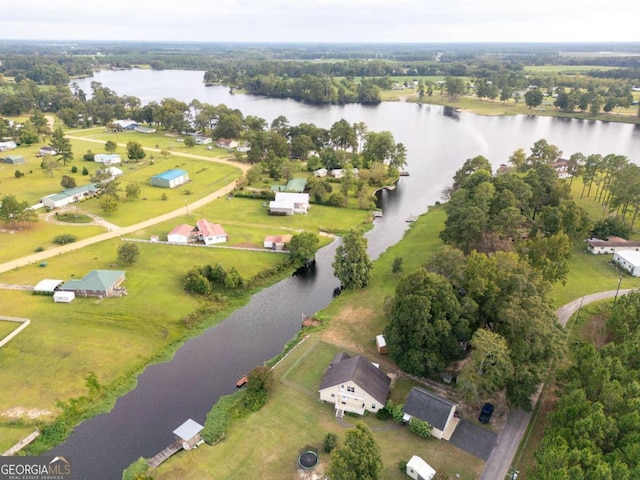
[398, 460, 408, 472]
[122, 457, 152, 480]
[408, 417, 432, 439]
[82, 166, 89, 176]
[375, 407, 392, 421]
[14, 170, 24, 178]
[53, 234, 77, 245]
[35, 246, 44, 252]
[324, 432, 338, 453]
[71, 165, 78, 173]
[385, 400, 405, 423]
[201, 392, 242, 444]
[161, 193, 168, 201]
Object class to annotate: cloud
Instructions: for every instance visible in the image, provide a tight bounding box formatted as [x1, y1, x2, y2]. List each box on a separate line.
[2, 0, 639, 42]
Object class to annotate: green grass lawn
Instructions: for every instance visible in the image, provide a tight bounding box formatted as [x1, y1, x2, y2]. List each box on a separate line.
[155, 338, 484, 480]
[0, 221, 106, 264]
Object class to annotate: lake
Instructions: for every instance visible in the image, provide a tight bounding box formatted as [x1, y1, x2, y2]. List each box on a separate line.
[53, 69, 640, 479]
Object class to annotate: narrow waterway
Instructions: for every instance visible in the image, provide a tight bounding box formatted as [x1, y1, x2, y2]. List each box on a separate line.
[51, 69, 640, 479]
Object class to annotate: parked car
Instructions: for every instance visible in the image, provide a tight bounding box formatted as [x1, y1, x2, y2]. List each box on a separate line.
[478, 403, 494, 424]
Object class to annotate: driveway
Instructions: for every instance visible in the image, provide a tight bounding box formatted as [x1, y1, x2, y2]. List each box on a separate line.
[448, 419, 497, 461]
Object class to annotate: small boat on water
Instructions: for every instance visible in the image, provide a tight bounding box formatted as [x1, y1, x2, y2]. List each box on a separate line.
[236, 375, 248, 388]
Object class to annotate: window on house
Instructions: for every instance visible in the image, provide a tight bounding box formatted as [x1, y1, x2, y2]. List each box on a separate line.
[347, 386, 355, 393]
[331, 393, 335, 397]
[372, 404, 376, 409]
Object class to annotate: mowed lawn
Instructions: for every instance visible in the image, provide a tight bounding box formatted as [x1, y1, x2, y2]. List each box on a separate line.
[0, 235, 287, 449]
[155, 339, 484, 480]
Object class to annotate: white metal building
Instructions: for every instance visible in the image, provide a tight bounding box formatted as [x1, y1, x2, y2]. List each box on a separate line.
[613, 250, 640, 277]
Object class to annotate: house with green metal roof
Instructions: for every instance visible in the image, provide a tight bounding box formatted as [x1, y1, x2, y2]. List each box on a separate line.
[60, 270, 126, 297]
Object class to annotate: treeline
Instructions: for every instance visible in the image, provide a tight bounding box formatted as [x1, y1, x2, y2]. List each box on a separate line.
[383, 140, 590, 409]
[0, 55, 93, 84]
[531, 292, 640, 479]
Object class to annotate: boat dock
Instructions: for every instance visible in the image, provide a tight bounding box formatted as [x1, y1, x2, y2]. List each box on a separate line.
[147, 440, 182, 469]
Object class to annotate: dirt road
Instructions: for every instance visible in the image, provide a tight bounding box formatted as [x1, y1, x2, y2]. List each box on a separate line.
[0, 136, 248, 274]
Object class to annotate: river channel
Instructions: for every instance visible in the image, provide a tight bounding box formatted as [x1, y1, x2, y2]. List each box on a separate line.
[53, 69, 640, 479]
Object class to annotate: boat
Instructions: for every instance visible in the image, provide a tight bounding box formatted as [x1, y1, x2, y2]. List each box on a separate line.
[236, 375, 248, 388]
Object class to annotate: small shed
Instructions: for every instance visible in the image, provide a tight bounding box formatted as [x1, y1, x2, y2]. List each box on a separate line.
[613, 250, 640, 277]
[406, 455, 436, 480]
[173, 418, 204, 450]
[53, 291, 75, 303]
[150, 169, 189, 188]
[2, 155, 25, 164]
[376, 334, 388, 355]
[314, 168, 328, 177]
[264, 234, 293, 250]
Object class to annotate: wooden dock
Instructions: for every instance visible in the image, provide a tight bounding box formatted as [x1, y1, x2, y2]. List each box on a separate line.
[147, 440, 182, 469]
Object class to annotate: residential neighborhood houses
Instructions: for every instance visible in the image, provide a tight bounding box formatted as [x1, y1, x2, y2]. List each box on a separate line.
[58, 270, 127, 298]
[268, 192, 310, 215]
[318, 351, 391, 417]
[587, 236, 640, 254]
[402, 386, 459, 441]
[41, 183, 99, 209]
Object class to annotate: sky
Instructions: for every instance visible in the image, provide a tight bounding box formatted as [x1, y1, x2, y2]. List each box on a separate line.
[2, 0, 639, 44]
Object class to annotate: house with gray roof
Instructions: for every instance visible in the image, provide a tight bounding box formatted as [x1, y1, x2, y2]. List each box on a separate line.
[403, 387, 459, 440]
[319, 352, 390, 417]
[60, 270, 126, 298]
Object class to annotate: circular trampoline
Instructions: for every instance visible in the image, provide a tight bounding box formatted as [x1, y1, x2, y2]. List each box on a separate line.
[297, 449, 319, 470]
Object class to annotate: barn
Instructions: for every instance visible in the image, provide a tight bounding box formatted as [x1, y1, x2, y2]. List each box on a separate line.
[150, 169, 189, 188]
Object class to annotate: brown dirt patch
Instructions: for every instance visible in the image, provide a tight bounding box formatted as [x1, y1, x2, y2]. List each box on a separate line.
[319, 306, 375, 356]
[232, 242, 261, 249]
[580, 312, 612, 348]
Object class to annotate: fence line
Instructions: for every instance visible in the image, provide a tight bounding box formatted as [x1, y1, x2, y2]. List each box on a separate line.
[120, 238, 289, 253]
[0, 316, 31, 348]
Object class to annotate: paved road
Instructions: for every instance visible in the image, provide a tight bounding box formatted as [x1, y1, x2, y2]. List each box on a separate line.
[479, 289, 634, 480]
[0, 139, 249, 275]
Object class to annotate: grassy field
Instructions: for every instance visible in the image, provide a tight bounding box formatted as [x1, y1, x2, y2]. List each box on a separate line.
[0, 319, 21, 340]
[155, 339, 484, 480]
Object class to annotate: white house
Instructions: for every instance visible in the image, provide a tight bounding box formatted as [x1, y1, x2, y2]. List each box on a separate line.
[406, 455, 436, 480]
[195, 136, 212, 145]
[94, 154, 122, 165]
[613, 250, 640, 277]
[195, 219, 228, 245]
[329, 169, 344, 178]
[216, 138, 238, 149]
[268, 192, 310, 216]
[41, 183, 98, 209]
[97, 166, 123, 180]
[0, 140, 17, 151]
[53, 291, 75, 303]
[403, 387, 459, 440]
[319, 352, 391, 417]
[587, 236, 640, 254]
[167, 224, 194, 243]
[550, 158, 570, 178]
[313, 168, 328, 177]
